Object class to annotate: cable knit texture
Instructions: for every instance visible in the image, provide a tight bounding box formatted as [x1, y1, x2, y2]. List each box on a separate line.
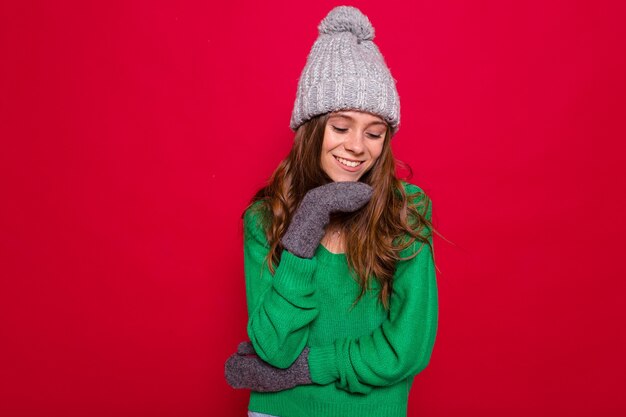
[290, 6, 401, 134]
[243, 180, 438, 417]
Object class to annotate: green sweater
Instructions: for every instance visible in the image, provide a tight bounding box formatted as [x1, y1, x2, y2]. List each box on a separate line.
[243, 181, 438, 417]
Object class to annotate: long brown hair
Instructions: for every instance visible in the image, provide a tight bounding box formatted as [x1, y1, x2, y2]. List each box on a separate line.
[245, 113, 436, 309]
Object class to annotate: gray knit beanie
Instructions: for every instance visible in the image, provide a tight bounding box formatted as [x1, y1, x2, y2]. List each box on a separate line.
[290, 6, 400, 134]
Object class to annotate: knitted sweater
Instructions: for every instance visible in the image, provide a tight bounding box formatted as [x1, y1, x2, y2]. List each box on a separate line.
[243, 181, 438, 417]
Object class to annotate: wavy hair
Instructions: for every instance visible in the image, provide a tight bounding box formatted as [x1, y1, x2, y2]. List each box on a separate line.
[244, 113, 436, 309]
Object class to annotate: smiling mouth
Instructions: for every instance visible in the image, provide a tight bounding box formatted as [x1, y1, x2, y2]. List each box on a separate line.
[334, 156, 364, 167]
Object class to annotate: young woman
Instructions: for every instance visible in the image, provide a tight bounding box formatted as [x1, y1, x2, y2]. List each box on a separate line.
[225, 6, 438, 417]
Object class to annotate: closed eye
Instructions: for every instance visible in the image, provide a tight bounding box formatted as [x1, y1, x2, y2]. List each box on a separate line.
[331, 125, 348, 133]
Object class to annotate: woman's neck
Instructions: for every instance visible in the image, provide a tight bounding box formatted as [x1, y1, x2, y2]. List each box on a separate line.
[321, 224, 345, 254]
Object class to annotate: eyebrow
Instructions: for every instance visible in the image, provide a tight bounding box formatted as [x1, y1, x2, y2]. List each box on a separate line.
[329, 113, 387, 127]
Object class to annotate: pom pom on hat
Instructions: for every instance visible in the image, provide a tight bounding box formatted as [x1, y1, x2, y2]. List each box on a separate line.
[318, 5, 375, 41]
[291, 5, 400, 134]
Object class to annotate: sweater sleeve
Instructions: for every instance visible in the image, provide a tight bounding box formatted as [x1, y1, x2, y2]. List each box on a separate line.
[307, 191, 438, 394]
[243, 204, 319, 369]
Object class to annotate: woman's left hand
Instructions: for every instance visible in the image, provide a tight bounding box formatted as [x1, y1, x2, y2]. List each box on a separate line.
[224, 341, 312, 392]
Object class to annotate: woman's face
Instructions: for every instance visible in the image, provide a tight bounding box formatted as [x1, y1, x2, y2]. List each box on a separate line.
[320, 110, 387, 182]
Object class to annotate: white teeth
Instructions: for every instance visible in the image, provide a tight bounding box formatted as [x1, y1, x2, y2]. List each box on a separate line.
[336, 156, 362, 168]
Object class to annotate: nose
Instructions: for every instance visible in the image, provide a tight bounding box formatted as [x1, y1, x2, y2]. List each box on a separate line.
[343, 131, 365, 154]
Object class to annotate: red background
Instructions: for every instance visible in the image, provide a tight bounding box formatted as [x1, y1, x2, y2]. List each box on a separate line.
[1, 1, 625, 416]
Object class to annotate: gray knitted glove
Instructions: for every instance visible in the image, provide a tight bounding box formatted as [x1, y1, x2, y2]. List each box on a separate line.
[281, 181, 373, 258]
[224, 341, 312, 392]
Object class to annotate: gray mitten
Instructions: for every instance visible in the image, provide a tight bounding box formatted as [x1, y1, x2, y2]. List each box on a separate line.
[281, 181, 373, 258]
[224, 341, 312, 392]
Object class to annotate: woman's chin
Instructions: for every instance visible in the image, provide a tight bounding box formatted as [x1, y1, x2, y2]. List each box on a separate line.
[328, 174, 361, 182]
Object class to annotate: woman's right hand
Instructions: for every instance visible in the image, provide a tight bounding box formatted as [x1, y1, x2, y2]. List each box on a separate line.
[281, 181, 373, 258]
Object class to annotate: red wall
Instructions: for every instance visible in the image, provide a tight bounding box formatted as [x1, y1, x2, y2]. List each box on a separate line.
[1, 1, 625, 416]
